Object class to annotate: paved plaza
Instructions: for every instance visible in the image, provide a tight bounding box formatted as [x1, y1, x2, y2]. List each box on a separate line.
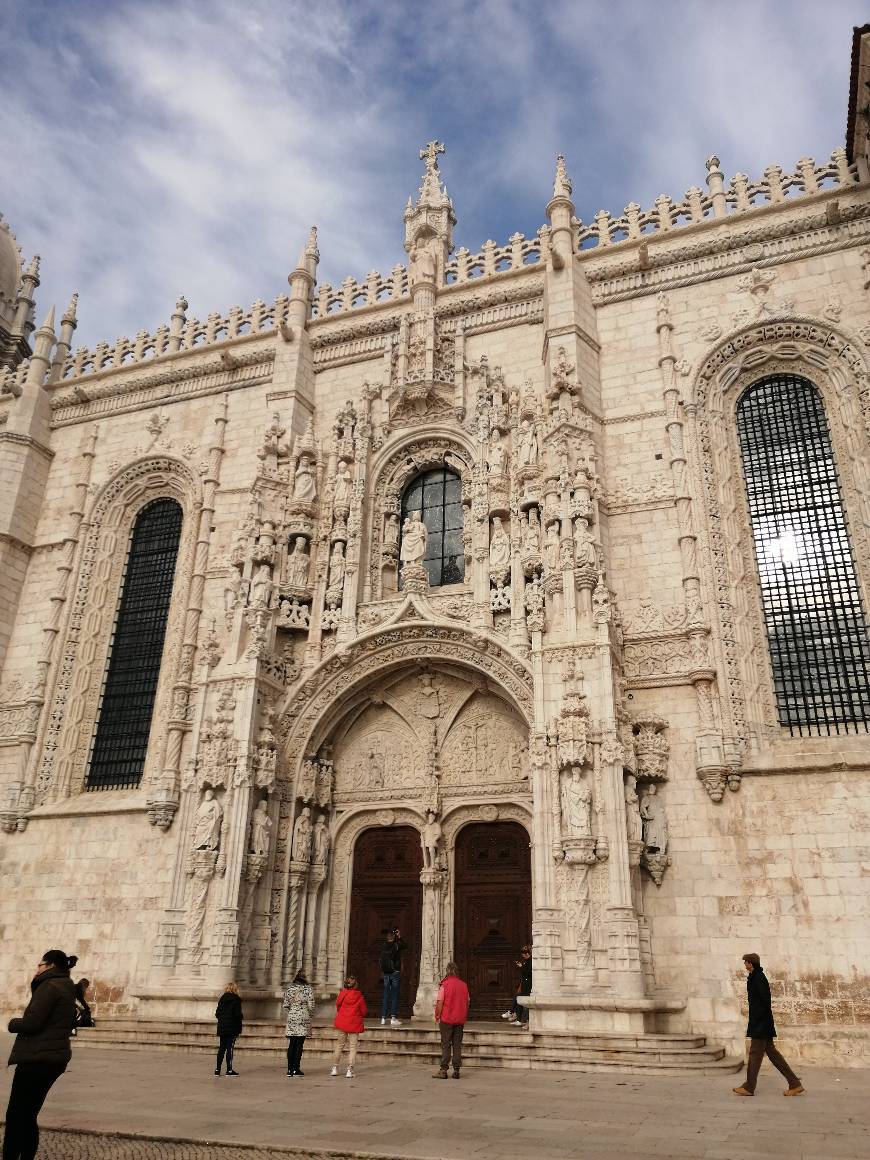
[1, 1035, 868, 1159]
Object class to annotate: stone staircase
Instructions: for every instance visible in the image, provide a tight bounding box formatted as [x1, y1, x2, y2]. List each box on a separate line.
[76, 1018, 742, 1076]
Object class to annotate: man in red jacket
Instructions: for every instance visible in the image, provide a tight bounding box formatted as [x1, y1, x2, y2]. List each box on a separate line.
[433, 962, 470, 1079]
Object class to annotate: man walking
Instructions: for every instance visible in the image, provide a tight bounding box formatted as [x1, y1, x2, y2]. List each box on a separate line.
[433, 962, 470, 1080]
[733, 953, 804, 1097]
[379, 928, 406, 1027]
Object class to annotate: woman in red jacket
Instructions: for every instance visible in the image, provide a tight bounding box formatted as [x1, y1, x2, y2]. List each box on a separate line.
[331, 973, 367, 1078]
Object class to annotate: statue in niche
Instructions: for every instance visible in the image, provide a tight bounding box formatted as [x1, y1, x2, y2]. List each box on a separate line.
[334, 463, 352, 509]
[383, 513, 400, 554]
[328, 541, 346, 590]
[489, 516, 510, 572]
[561, 766, 592, 838]
[360, 748, 384, 790]
[517, 418, 538, 467]
[640, 783, 668, 854]
[292, 806, 313, 861]
[312, 815, 331, 866]
[292, 455, 317, 504]
[409, 236, 437, 285]
[522, 508, 541, 555]
[416, 673, 440, 750]
[191, 788, 223, 851]
[508, 739, 528, 779]
[250, 799, 272, 855]
[400, 512, 428, 565]
[544, 523, 560, 572]
[624, 774, 642, 844]
[574, 525, 597, 569]
[421, 811, 442, 870]
[287, 537, 310, 588]
[223, 568, 242, 614]
[488, 435, 507, 476]
[250, 563, 274, 609]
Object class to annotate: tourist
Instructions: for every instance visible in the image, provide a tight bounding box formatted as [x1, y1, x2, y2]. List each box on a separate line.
[331, 973, 367, 1078]
[4, 948, 78, 1160]
[73, 977, 94, 1032]
[502, 945, 532, 1026]
[379, 927, 407, 1026]
[214, 982, 243, 1076]
[732, 953, 804, 1097]
[283, 969, 315, 1076]
[433, 962, 470, 1079]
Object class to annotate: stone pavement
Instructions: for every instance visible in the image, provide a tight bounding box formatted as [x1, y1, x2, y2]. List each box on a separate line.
[0, 1034, 867, 1159]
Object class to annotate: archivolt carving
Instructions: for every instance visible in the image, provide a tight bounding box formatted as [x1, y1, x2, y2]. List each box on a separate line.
[691, 319, 870, 743]
[35, 456, 201, 801]
[278, 623, 534, 772]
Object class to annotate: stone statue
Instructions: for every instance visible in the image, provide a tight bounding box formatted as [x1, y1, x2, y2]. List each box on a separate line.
[334, 463, 352, 509]
[384, 513, 400, 553]
[287, 537, 310, 588]
[574, 525, 597, 569]
[517, 418, 538, 467]
[488, 435, 507, 476]
[421, 810, 442, 870]
[292, 455, 317, 504]
[250, 799, 272, 855]
[561, 766, 592, 838]
[624, 774, 642, 844]
[328, 541, 346, 590]
[640, 783, 668, 854]
[250, 563, 274, 609]
[409, 237, 437, 285]
[489, 516, 510, 572]
[522, 508, 540, 555]
[400, 512, 428, 565]
[417, 673, 440, 750]
[361, 748, 384, 789]
[191, 788, 222, 851]
[544, 523, 560, 571]
[292, 806, 313, 861]
[312, 815, 331, 865]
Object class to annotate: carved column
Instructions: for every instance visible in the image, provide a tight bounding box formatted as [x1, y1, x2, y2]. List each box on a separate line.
[302, 864, 327, 978]
[282, 862, 310, 984]
[413, 867, 447, 1017]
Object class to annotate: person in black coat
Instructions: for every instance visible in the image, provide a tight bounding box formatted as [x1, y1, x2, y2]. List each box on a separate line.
[502, 946, 533, 1026]
[4, 948, 78, 1160]
[72, 978, 94, 1032]
[214, 982, 243, 1076]
[733, 953, 804, 1097]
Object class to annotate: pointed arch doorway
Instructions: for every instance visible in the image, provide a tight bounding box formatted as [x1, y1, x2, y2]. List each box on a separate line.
[453, 821, 532, 1019]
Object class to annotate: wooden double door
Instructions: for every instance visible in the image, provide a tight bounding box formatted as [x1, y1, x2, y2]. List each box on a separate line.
[346, 820, 531, 1021]
[453, 822, 532, 1019]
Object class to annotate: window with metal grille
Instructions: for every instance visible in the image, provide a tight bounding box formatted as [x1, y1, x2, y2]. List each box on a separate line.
[736, 374, 870, 736]
[399, 467, 464, 588]
[86, 498, 183, 790]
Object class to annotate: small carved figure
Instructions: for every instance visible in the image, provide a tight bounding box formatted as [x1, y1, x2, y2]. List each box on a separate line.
[383, 513, 400, 553]
[223, 568, 242, 613]
[489, 516, 510, 572]
[312, 815, 331, 865]
[522, 508, 541, 555]
[250, 799, 272, 855]
[574, 525, 597, 569]
[517, 418, 538, 467]
[409, 236, 437, 285]
[286, 537, 310, 588]
[250, 563, 274, 609]
[362, 748, 384, 790]
[328, 541, 346, 590]
[544, 523, 560, 571]
[400, 512, 428, 565]
[421, 810, 442, 869]
[292, 455, 317, 504]
[561, 766, 592, 838]
[488, 435, 507, 476]
[191, 788, 223, 851]
[292, 806, 313, 861]
[640, 783, 668, 854]
[624, 774, 642, 844]
[416, 673, 440, 751]
[334, 463, 352, 510]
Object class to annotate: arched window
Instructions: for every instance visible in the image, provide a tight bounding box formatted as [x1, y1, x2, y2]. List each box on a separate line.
[86, 498, 184, 789]
[736, 374, 870, 736]
[400, 467, 464, 588]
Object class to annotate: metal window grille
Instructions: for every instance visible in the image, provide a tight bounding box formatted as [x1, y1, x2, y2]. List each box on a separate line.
[736, 374, 870, 736]
[399, 467, 464, 588]
[86, 499, 183, 790]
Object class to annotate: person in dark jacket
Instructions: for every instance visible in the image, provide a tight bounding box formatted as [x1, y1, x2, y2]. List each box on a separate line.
[72, 978, 94, 1032]
[733, 953, 804, 1097]
[501, 946, 532, 1026]
[4, 948, 78, 1160]
[378, 928, 407, 1027]
[214, 982, 243, 1076]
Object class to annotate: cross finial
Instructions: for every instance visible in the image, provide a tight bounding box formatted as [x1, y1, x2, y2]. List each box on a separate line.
[419, 140, 445, 173]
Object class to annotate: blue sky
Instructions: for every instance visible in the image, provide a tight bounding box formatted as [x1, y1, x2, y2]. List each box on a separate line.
[1, 0, 867, 350]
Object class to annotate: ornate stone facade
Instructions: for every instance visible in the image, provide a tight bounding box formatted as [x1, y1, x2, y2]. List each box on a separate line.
[2, 47, 870, 1068]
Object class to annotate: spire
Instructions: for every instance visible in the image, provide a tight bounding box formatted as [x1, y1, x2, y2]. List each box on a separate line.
[62, 290, 79, 327]
[288, 225, 319, 326]
[296, 225, 319, 270]
[51, 291, 79, 382]
[404, 141, 456, 280]
[24, 254, 40, 281]
[553, 154, 573, 200]
[40, 304, 55, 332]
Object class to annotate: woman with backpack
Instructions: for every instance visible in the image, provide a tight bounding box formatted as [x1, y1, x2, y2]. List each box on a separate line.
[331, 973, 367, 1078]
[214, 981, 243, 1076]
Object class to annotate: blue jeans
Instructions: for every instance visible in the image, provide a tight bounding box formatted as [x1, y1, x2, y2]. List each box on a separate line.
[381, 971, 401, 1019]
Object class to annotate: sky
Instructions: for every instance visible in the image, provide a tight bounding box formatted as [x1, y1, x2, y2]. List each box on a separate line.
[1, 0, 867, 351]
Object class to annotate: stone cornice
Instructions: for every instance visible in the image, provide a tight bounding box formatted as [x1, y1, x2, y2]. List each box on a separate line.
[0, 430, 54, 460]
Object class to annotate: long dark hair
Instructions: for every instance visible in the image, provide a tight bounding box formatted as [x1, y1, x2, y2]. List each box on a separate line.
[293, 970, 309, 985]
[41, 950, 78, 972]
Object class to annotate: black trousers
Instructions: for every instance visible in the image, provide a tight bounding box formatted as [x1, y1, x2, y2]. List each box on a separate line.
[286, 1035, 306, 1073]
[216, 1034, 237, 1072]
[3, 1061, 67, 1160]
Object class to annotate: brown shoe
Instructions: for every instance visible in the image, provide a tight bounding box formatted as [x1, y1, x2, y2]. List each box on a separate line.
[783, 1085, 805, 1097]
[732, 1086, 754, 1097]
[432, 1069, 448, 1079]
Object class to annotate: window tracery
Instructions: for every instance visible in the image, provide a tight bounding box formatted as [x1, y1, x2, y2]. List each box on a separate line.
[399, 467, 464, 588]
